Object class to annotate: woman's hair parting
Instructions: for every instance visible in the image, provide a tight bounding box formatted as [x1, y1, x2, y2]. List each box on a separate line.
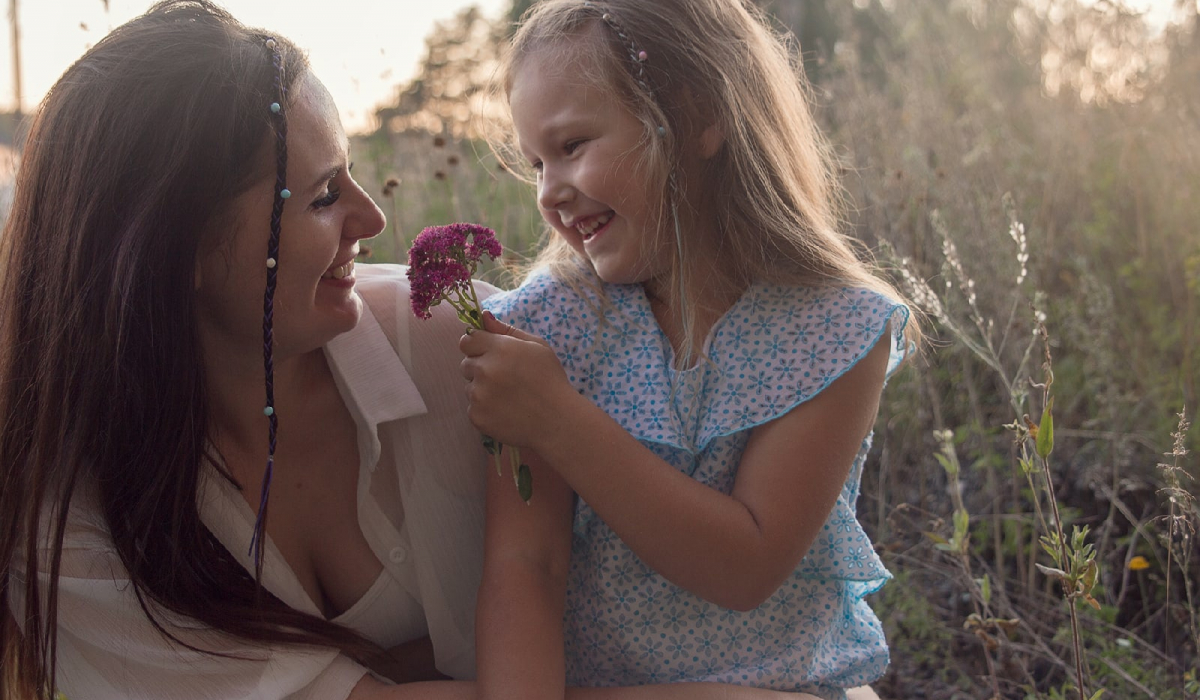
[0, 2, 381, 696]
[493, 0, 919, 357]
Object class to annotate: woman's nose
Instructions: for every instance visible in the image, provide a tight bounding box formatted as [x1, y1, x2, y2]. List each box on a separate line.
[537, 165, 574, 211]
[346, 181, 387, 241]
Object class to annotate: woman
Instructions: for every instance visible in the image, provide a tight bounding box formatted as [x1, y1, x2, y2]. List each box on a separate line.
[1, 0, 489, 695]
[1, 3, 816, 699]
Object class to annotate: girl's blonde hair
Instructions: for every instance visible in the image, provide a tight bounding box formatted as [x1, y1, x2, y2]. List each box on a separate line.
[491, 0, 920, 359]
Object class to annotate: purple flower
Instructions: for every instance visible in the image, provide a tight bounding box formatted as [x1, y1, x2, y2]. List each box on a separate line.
[406, 222, 530, 502]
[406, 223, 502, 320]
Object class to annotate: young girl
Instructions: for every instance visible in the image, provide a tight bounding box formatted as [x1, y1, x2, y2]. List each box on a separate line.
[460, 1, 918, 699]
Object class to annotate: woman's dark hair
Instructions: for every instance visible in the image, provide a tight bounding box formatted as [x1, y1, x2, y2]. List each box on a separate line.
[0, 2, 379, 696]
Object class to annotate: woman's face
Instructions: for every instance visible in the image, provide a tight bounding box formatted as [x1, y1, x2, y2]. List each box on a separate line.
[195, 72, 385, 360]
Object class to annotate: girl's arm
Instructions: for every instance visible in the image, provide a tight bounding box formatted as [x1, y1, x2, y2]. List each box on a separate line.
[474, 447, 575, 700]
[351, 678, 824, 700]
[460, 313, 892, 611]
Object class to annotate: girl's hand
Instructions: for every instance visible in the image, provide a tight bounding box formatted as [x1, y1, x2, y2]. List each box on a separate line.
[458, 312, 579, 449]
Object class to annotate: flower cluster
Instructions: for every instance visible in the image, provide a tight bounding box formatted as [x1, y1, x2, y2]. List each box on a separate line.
[406, 223, 531, 502]
[407, 223, 502, 324]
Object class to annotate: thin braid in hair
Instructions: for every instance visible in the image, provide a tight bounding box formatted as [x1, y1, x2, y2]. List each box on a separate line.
[586, 2, 653, 96]
[248, 37, 289, 572]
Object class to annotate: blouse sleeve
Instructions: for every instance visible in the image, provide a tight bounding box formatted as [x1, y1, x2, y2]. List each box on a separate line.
[10, 504, 369, 700]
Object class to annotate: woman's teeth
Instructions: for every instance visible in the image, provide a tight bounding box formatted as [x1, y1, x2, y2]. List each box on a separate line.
[577, 212, 613, 241]
[323, 261, 354, 280]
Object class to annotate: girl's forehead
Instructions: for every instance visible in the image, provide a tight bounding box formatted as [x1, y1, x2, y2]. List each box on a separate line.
[511, 25, 613, 89]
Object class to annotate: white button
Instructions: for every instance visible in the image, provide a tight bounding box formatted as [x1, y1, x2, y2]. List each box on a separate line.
[389, 546, 408, 563]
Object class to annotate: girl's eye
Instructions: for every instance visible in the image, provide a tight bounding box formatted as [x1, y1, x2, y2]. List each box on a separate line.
[531, 161, 544, 173]
[564, 139, 585, 155]
[312, 187, 341, 208]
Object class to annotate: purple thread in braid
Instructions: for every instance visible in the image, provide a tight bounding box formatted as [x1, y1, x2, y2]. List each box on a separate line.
[248, 38, 289, 570]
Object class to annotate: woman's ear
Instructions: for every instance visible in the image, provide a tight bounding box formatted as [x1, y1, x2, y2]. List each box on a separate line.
[699, 124, 724, 159]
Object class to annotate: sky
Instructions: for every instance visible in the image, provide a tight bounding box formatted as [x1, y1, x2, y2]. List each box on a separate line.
[0, 0, 1191, 136]
[0, 0, 509, 135]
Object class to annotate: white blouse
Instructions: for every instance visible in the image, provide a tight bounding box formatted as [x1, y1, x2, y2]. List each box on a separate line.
[9, 264, 495, 699]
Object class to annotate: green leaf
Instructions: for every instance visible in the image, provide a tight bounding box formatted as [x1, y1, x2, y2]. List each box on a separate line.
[517, 463, 533, 503]
[953, 508, 970, 540]
[923, 532, 949, 546]
[1036, 396, 1055, 458]
[1087, 689, 1106, 700]
[934, 452, 958, 477]
[1035, 563, 1067, 581]
[1081, 559, 1099, 594]
[977, 574, 992, 605]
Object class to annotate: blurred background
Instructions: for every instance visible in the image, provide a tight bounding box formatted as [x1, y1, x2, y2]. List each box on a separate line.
[3, 1, 1199, 698]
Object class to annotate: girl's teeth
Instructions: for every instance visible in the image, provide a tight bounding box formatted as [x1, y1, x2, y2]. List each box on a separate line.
[323, 261, 354, 279]
[577, 212, 613, 239]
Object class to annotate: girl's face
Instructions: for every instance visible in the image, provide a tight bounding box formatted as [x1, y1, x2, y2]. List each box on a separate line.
[509, 45, 671, 287]
[195, 72, 386, 360]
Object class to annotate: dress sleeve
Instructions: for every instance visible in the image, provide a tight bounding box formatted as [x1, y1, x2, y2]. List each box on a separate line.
[696, 285, 910, 449]
[10, 505, 369, 700]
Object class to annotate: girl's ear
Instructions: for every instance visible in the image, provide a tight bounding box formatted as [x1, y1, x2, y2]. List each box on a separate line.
[699, 124, 724, 159]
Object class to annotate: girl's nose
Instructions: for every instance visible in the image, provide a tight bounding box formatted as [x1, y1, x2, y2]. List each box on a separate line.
[537, 166, 574, 211]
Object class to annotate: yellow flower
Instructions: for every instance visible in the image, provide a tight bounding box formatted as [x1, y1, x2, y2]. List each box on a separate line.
[1128, 556, 1150, 571]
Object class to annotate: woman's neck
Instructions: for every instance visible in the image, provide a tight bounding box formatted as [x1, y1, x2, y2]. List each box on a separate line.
[202, 340, 330, 457]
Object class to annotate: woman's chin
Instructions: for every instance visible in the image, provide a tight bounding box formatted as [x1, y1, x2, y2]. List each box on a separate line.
[285, 293, 364, 352]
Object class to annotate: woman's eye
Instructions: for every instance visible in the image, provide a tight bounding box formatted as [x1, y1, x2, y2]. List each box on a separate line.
[312, 188, 341, 208]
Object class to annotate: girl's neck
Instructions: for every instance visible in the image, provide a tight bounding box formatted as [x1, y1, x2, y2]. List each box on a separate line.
[643, 273, 745, 367]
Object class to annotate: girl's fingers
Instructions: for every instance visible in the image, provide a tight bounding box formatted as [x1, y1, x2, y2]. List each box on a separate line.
[482, 311, 551, 347]
[480, 310, 513, 336]
[459, 329, 493, 357]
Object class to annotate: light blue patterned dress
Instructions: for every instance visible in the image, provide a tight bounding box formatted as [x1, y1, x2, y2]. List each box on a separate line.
[482, 268, 910, 699]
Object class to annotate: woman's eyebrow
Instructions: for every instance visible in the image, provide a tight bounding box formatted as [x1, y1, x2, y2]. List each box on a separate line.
[304, 164, 343, 193]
